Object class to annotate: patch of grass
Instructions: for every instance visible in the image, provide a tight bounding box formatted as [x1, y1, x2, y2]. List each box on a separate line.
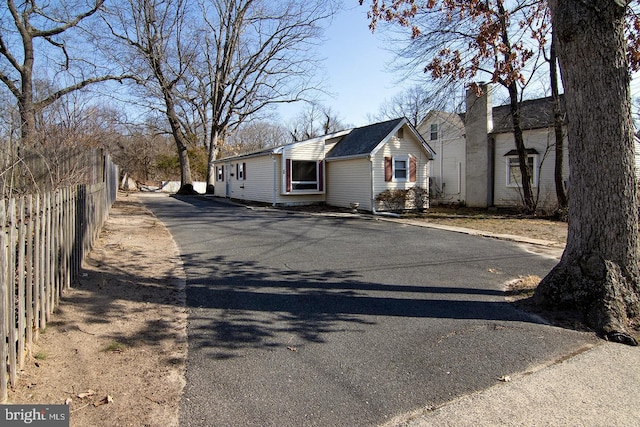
[34, 352, 47, 360]
[505, 275, 541, 301]
[103, 341, 127, 353]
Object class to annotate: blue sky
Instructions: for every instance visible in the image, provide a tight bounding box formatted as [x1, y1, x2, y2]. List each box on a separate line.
[278, 3, 413, 128]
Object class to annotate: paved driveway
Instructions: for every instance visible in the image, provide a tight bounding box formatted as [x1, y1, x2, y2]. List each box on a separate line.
[141, 195, 594, 427]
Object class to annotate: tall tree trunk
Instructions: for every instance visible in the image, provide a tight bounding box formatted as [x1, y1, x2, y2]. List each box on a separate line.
[496, 0, 535, 214]
[549, 32, 568, 211]
[161, 85, 195, 195]
[206, 126, 223, 194]
[535, 0, 640, 345]
[166, 105, 195, 195]
[506, 81, 536, 213]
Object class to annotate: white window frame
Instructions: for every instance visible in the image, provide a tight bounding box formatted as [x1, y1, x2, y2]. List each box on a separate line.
[506, 154, 538, 188]
[430, 123, 438, 141]
[290, 160, 319, 192]
[216, 166, 224, 182]
[393, 156, 409, 182]
[237, 163, 244, 180]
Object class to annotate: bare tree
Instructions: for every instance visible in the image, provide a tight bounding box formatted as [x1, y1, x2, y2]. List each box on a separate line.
[0, 0, 128, 147]
[289, 102, 347, 141]
[106, 0, 199, 194]
[224, 120, 290, 157]
[362, 0, 550, 213]
[198, 0, 336, 193]
[375, 85, 434, 127]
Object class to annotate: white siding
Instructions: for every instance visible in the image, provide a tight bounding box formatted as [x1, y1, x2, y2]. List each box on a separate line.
[324, 135, 344, 155]
[493, 128, 569, 209]
[372, 134, 430, 211]
[235, 155, 277, 204]
[418, 111, 466, 204]
[214, 154, 327, 206]
[286, 139, 325, 158]
[326, 158, 372, 211]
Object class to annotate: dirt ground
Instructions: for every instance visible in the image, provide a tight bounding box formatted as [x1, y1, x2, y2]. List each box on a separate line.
[6, 192, 187, 427]
[4, 194, 570, 426]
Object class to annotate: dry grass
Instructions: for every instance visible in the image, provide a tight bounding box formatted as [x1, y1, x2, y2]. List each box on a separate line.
[505, 275, 542, 302]
[410, 207, 568, 244]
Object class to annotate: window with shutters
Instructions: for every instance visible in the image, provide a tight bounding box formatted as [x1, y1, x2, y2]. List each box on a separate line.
[385, 156, 417, 182]
[394, 159, 408, 180]
[237, 162, 245, 180]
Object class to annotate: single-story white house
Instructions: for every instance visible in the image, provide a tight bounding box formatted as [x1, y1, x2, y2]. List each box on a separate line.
[418, 84, 640, 210]
[212, 117, 436, 212]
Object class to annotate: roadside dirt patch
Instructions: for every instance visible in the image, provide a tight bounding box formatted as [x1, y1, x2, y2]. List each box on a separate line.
[409, 208, 568, 245]
[6, 193, 187, 427]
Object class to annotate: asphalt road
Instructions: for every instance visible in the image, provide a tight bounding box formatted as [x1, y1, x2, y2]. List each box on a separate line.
[142, 195, 595, 427]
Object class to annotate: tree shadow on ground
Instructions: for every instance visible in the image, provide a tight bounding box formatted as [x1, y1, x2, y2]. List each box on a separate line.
[182, 252, 549, 360]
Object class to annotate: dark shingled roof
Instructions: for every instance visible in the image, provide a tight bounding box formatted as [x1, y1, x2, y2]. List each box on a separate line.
[490, 95, 566, 133]
[326, 118, 404, 159]
[459, 95, 566, 133]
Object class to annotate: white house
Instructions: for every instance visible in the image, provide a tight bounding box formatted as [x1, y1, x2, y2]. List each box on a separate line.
[419, 84, 640, 211]
[418, 85, 571, 209]
[212, 117, 435, 212]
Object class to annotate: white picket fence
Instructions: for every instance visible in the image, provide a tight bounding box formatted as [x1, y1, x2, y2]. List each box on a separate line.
[0, 153, 117, 402]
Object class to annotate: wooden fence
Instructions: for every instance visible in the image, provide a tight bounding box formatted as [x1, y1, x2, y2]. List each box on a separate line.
[0, 152, 118, 402]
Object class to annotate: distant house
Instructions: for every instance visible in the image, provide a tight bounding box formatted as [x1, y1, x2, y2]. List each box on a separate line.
[418, 85, 569, 209]
[418, 84, 640, 210]
[212, 117, 435, 212]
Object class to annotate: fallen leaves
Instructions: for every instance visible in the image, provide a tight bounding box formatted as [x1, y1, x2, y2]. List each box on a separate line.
[78, 390, 96, 399]
[94, 395, 114, 407]
[68, 390, 113, 412]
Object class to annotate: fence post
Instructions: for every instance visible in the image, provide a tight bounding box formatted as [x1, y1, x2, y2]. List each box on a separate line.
[17, 197, 26, 369]
[54, 189, 61, 307]
[33, 194, 41, 342]
[0, 199, 7, 402]
[7, 198, 17, 387]
[45, 192, 52, 322]
[26, 195, 34, 352]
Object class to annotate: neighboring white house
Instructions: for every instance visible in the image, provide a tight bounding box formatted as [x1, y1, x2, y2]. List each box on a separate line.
[416, 110, 466, 205]
[418, 85, 570, 209]
[419, 84, 640, 210]
[212, 117, 435, 212]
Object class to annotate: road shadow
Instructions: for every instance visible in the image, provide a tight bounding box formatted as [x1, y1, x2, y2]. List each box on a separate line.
[182, 251, 545, 360]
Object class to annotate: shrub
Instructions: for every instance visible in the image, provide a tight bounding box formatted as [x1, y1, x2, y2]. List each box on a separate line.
[375, 189, 409, 212]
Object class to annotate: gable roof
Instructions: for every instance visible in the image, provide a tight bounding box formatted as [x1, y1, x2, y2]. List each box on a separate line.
[456, 94, 566, 134]
[213, 129, 351, 162]
[213, 117, 436, 164]
[326, 118, 404, 159]
[326, 117, 435, 160]
[490, 95, 566, 133]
